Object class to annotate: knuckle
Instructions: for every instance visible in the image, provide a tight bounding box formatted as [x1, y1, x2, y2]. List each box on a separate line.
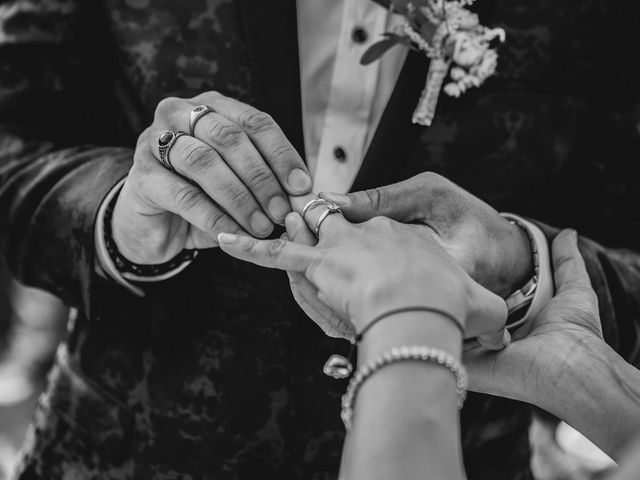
[171, 185, 203, 212]
[180, 143, 216, 173]
[203, 208, 227, 232]
[237, 109, 274, 134]
[207, 122, 245, 149]
[366, 216, 392, 229]
[264, 239, 286, 258]
[245, 166, 274, 189]
[363, 188, 390, 212]
[416, 171, 443, 186]
[226, 185, 252, 210]
[155, 96, 181, 118]
[269, 141, 296, 165]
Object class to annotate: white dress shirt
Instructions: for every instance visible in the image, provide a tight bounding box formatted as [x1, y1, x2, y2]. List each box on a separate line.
[296, 0, 407, 193]
[95, 0, 553, 330]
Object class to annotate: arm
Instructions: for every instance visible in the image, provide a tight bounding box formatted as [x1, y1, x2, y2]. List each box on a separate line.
[340, 311, 465, 480]
[0, 0, 132, 311]
[531, 337, 640, 460]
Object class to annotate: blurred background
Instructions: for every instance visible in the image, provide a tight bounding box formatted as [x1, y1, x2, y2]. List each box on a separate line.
[0, 266, 618, 480]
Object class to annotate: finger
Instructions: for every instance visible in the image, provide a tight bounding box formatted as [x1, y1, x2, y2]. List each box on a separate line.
[138, 158, 244, 244]
[285, 212, 316, 246]
[287, 271, 355, 340]
[193, 92, 313, 195]
[552, 229, 592, 294]
[148, 131, 274, 238]
[466, 281, 509, 338]
[318, 175, 426, 223]
[217, 233, 319, 272]
[289, 194, 351, 240]
[187, 110, 291, 224]
[476, 329, 511, 351]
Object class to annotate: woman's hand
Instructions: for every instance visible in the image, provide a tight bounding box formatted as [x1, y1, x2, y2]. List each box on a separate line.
[217, 197, 508, 343]
[112, 91, 312, 264]
[464, 228, 603, 403]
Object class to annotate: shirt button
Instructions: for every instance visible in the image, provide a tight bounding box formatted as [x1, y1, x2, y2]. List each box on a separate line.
[351, 26, 368, 44]
[333, 146, 347, 162]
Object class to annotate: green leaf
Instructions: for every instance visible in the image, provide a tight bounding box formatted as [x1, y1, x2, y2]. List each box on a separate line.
[360, 37, 403, 65]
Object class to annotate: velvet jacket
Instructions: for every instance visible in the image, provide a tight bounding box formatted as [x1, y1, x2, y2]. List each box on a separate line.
[1, 1, 640, 479]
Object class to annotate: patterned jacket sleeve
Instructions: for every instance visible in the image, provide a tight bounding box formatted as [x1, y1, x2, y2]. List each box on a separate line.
[538, 224, 640, 367]
[0, 1, 133, 313]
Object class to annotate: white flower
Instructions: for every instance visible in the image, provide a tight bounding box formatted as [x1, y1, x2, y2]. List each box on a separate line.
[451, 32, 488, 67]
[444, 82, 462, 97]
[450, 66, 466, 81]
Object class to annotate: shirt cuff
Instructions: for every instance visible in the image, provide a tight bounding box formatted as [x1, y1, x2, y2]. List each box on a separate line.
[94, 178, 196, 296]
[501, 213, 554, 336]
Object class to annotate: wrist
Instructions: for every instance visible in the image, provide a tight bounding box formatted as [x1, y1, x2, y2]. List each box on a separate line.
[357, 274, 469, 333]
[359, 311, 462, 365]
[501, 221, 534, 297]
[111, 188, 173, 264]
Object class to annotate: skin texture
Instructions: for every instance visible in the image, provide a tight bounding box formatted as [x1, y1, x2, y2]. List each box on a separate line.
[113, 91, 313, 264]
[3, 1, 640, 479]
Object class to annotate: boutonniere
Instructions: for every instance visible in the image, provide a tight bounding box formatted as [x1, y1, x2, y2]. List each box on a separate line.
[362, 0, 505, 126]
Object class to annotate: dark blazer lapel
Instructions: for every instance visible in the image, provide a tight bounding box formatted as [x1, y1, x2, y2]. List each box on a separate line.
[351, 49, 428, 192]
[238, 0, 305, 158]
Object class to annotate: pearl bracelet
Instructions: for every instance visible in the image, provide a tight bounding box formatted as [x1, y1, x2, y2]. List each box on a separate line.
[340, 345, 467, 431]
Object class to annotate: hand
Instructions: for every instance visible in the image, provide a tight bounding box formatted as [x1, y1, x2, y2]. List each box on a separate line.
[216, 196, 508, 344]
[320, 172, 533, 298]
[112, 92, 313, 264]
[463, 229, 603, 403]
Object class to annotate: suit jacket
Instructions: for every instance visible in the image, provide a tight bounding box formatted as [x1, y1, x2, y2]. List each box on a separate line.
[1, 1, 640, 479]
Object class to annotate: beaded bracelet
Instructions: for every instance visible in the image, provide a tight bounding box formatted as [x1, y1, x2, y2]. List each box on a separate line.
[340, 345, 467, 430]
[323, 306, 464, 380]
[103, 186, 198, 277]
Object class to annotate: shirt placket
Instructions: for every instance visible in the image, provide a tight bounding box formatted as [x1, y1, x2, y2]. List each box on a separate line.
[311, 0, 388, 194]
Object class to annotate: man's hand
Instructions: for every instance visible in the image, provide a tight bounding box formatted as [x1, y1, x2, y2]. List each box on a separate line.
[320, 172, 533, 298]
[463, 229, 603, 402]
[112, 92, 313, 264]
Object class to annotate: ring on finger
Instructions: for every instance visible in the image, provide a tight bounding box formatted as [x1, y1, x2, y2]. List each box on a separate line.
[158, 130, 188, 171]
[189, 105, 215, 136]
[315, 202, 342, 237]
[301, 198, 327, 220]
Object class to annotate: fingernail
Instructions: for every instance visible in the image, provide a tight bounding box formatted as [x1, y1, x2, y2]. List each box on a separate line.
[268, 196, 291, 222]
[502, 329, 511, 347]
[250, 211, 273, 235]
[218, 233, 238, 245]
[319, 192, 349, 205]
[287, 168, 312, 193]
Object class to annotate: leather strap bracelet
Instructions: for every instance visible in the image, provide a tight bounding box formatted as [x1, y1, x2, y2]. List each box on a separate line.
[340, 345, 467, 430]
[103, 186, 198, 277]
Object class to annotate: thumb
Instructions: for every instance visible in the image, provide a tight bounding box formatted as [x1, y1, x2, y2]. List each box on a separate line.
[466, 281, 510, 349]
[552, 229, 591, 295]
[319, 178, 423, 223]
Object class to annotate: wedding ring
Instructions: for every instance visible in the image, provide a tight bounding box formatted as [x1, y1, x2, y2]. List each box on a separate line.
[189, 105, 215, 136]
[315, 202, 342, 237]
[300, 198, 327, 220]
[158, 130, 188, 171]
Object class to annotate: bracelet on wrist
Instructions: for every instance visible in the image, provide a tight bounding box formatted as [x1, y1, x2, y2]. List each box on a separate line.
[340, 345, 467, 430]
[103, 186, 198, 277]
[323, 306, 464, 380]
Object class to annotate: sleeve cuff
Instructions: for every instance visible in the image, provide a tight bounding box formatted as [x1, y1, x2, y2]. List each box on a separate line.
[501, 213, 555, 336]
[94, 178, 197, 296]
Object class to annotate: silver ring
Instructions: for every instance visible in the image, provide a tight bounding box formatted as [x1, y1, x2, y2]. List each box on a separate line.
[315, 202, 342, 237]
[189, 105, 215, 136]
[301, 198, 327, 220]
[158, 130, 188, 171]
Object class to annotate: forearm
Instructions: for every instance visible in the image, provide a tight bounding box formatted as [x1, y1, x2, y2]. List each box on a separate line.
[532, 339, 640, 460]
[340, 312, 465, 480]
